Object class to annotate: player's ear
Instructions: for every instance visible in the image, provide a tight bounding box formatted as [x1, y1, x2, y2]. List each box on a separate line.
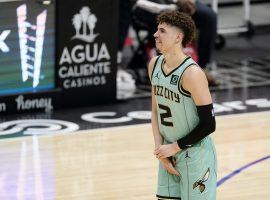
[176, 31, 184, 43]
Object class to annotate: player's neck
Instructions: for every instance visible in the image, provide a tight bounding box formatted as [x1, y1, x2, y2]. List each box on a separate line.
[163, 49, 187, 69]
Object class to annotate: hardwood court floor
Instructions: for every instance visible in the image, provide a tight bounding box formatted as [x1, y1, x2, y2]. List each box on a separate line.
[0, 111, 269, 200]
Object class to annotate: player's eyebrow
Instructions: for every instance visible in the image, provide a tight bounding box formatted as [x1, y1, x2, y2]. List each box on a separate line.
[158, 27, 166, 32]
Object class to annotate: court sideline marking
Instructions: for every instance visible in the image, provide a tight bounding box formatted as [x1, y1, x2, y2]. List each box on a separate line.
[217, 155, 270, 187]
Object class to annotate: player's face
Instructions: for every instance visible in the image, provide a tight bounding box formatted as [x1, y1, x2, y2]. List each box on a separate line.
[154, 23, 182, 53]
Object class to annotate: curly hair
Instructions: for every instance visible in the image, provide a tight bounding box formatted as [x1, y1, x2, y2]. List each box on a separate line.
[157, 11, 196, 47]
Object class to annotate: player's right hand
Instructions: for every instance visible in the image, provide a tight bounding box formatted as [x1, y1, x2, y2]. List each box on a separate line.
[159, 157, 180, 176]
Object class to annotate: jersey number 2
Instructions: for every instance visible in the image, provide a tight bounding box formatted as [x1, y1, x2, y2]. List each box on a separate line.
[158, 104, 173, 126]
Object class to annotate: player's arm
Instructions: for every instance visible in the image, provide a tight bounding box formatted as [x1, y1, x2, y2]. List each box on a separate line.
[149, 57, 180, 176]
[155, 65, 216, 158]
[148, 56, 163, 149]
[175, 65, 216, 150]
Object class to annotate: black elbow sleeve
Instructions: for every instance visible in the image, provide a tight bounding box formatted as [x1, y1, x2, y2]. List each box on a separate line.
[197, 104, 216, 133]
[177, 104, 216, 149]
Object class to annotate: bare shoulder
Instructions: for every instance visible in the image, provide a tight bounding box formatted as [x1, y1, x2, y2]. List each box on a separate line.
[182, 65, 212, 105]
[182, 64, 208, 91]
[183, 64, 207, 83]
[148, 56, 159, 78]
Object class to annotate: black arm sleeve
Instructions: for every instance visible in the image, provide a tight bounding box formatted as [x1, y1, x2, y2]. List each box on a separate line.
[177, 104, 216, 149]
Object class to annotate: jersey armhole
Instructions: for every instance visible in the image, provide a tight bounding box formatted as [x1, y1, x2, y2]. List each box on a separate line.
[178, 64, 195, 97]
[150, 55, 161, 81]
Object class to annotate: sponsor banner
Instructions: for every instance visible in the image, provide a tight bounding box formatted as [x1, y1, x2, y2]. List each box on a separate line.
[56, 0, 118, 103]
[0, 90, 59, 114]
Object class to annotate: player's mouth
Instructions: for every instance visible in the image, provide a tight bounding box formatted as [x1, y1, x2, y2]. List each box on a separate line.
[155, 39, 161, 44]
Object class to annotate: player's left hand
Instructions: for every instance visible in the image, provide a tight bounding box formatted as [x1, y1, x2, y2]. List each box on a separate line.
[154, 142, 181, 159]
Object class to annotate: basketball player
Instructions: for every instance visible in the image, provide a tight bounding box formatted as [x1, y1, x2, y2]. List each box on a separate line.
[149, 11, 217, 200]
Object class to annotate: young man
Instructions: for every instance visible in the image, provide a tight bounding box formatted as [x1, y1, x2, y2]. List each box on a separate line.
[149, 11, 217, 200]
[134, 0, 219, 86]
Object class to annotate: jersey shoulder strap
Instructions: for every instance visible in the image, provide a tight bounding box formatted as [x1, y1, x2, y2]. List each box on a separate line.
[177, 57, 198, 97]
[150, 55, 163, 81]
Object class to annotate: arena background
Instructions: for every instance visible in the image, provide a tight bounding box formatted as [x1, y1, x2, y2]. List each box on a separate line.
[0, 0, 269, 199]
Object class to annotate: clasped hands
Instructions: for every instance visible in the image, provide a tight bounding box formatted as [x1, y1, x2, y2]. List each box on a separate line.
[154, 142, 181, 176]
[154, 142, 181, 159]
